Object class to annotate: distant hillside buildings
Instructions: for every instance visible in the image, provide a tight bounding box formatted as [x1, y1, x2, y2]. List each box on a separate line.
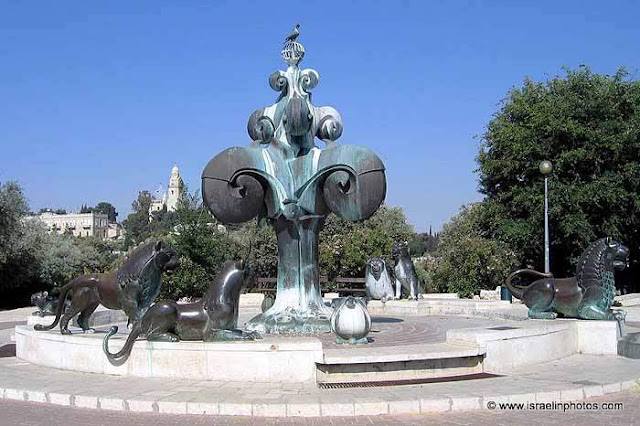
[26, 165, 182, 238]
[30, 211, 119, 239]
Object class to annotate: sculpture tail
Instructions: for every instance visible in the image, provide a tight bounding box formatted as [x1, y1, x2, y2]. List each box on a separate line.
[103, 323, 142, 366]
[33, 281, 73, 331]
[505, 269, 553, 300]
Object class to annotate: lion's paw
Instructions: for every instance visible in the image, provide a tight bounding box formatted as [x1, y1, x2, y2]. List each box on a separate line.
[247, 331, 262, 340]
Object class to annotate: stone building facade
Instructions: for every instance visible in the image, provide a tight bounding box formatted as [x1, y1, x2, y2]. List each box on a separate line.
[34, 212, 110, 238]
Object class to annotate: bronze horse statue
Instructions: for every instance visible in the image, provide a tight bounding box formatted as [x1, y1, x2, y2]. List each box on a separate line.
[103, 259, 261, 366]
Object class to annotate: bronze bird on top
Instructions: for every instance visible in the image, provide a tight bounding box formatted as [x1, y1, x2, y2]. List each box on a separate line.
[285, 24, 300, 43]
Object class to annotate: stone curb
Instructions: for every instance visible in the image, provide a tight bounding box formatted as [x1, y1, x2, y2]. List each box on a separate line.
[1, 379, 639, 417]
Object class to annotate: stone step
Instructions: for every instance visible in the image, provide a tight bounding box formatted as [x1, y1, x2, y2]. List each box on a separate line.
[618, 332, 640, 359]
[316, 342, 485, 384]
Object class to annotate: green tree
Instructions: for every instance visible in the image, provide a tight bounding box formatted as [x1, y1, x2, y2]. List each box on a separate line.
[232, 220, 278, 286]
[158, 190, 242, 300]
[38, 234, 102, 289]
[477, 66, 640, 288]
[93, 202, 118, 222]
[432, 203, 517, 297]
[0, 182, 48, 306]
[319, 205, 413, 283]
[122, 191, 153, 247]
[409, 229, 439, 257]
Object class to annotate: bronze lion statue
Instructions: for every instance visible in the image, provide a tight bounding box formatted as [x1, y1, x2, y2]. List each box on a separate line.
[35, 241, 180, 334]
[31, 291, 69, 317]
[103, 259, 260, 365]
[505, 237, 629, 320]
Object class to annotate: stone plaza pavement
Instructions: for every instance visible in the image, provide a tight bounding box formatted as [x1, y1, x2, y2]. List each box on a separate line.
[0, 353, 639, 418]
[0, 386, 638, 425]
[2, 303, 640, 424]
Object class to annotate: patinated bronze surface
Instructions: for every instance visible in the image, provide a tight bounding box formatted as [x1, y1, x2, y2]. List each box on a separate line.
[365, 257, 394, 303]
[393, 241, 420, 300]
[201, 27, 386, 333]
[30, 291, 69, 317]
[34, 241, 179, 334]
[505, 237, 628, 320]
[103, 260, 260, 365]
[331, 296, 371, 345]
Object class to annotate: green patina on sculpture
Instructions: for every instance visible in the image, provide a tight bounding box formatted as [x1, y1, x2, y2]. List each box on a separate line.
[201, 27, 386, 333]
[505, 237, 629, 320]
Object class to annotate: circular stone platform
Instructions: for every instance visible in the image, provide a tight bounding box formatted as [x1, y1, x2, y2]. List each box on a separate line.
[9, 301, 640, 417]
[14, 314, 507, 383]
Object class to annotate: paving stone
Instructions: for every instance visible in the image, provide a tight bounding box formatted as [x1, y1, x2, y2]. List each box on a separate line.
[560, 388, 584, 402]
[127, 399, 156, 413]
[73, 394, 98, 409]
[187, 401, 219, 415]
[583, 384, 604, 398]
[353, 401, 388, 416]
[47, 392, 70, 406]
[320, 402, 355, 416]
[450, 396, 481, 411]
[287, 402, 321, 417]
[535, 390, 561, 402]
[25, 390, 46, 403]
[219, 402, 253, 416]
[99, 396, 125, 411]
[253, 403, 287, 417]
[388, 399, 420, 414]
[419, 397, 451, 413]
[157, 400, 187, 414]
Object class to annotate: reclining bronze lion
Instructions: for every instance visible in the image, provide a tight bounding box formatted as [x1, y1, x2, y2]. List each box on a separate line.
[103, 259, 261, 365]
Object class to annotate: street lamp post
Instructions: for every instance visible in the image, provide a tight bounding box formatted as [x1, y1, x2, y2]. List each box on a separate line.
[539, 160, 553, 273]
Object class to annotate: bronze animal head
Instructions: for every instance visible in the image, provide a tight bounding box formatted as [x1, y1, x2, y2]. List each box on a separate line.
[392, 240, 410, 259]
[367, 257, 386, 281]
[605, 237, 630, 271]
[30, 291, 49, 308]
[205, 259, 250, 306]
[152, 241, 180, 275]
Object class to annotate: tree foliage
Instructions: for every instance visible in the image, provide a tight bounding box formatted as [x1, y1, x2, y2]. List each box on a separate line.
[0, 182, 47, 303]
[121, 191, 176, 247]
[432, 203, 517, 297]
[0, 182, 121, 307]
[477, 67, 640, 288]
[80, 202, 118, 222]
[409, 229, 439, 257]
[157, 190, 242, 300]
[319, 205, 413, 282]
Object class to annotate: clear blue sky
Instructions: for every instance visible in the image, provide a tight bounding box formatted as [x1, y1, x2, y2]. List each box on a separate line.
[1, 1, 639, 231]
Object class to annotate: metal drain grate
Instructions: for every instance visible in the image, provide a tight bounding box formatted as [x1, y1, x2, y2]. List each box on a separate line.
[318, 373, 500, 389]
[0, 344, 16, 358]
[486, 326, 520, 330]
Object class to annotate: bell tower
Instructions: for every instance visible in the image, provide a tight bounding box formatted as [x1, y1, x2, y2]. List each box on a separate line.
[166, 164, 181, 212]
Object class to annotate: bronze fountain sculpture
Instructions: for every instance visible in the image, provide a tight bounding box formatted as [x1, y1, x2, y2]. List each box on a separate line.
[505, 237, 628, 320]
[103, 260, 259, 365]
[35, 241, 180, 334]
[201, 26, 387, 333]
